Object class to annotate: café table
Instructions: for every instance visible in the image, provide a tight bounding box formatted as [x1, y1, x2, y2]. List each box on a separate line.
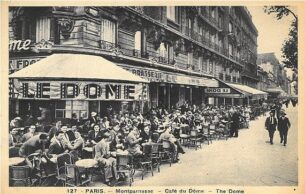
[9, 157, 25, 166]
[75, 159, 98, 182]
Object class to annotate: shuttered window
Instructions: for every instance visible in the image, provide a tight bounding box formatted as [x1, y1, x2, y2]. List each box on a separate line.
[35, 16, 51, 42]
[100, 18, 116, 43]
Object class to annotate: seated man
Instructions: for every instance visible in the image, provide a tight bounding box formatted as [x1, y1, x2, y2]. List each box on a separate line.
[87, 124, 103, 146]
[9, 128, 21, 147]
[94, 133, 117, 186]
[20, 125, 38, 143]
[19, 133, 49, 168]
[125, 127, 143, 156]
[158, 125, 185, 163]
[47, 131, 66, 155]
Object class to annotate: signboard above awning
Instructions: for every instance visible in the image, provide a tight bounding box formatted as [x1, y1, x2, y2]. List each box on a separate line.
[118, 64, 219, 87]
[227, 83, 268, 99]
[9, 54, 149, 83]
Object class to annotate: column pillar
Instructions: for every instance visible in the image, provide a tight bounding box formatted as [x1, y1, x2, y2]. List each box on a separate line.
[168, 85, 171, 109]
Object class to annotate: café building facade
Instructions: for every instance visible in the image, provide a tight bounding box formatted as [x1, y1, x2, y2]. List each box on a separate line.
[9, 6, 266, 121]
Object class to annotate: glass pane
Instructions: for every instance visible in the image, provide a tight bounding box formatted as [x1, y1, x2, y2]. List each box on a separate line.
[56, 101, 66, 109]
[56, 110, 65, 118]
[66, 110, 72, 118]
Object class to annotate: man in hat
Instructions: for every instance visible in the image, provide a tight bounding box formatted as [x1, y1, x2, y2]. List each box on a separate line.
[89, 112, 99, 128]
[265, 111, 278, 145]
[277, 110, 291, 146]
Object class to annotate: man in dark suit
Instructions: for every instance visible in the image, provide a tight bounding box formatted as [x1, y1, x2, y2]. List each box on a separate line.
[265, 111, 278, 145]
[47, 131, 66, 155]
[277, 110, 291, 146]
[230, 110, 240, 137]
[87, 124, 103, 146]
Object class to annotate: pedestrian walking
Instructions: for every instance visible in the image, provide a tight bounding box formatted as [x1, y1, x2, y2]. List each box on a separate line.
[265, 111, 277, 145]
[229, 109, 240, 137]
[277, 110, 291, 146]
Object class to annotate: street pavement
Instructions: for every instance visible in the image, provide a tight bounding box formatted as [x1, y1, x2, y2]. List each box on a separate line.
[130, 104, 298, 186]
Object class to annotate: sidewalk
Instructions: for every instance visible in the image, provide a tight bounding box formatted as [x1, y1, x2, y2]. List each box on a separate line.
[131, 105, 298, 186]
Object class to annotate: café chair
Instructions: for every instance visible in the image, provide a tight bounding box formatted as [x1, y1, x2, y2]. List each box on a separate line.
[9, 165, 31, 186]
[188, 130, 202, 150]
[202, 124, 212, 145]
[137, 144, 153, 180]
[64, 164, 91, 187]
[116, 154, 134, 186]
[55, 153, 73, 186]
[150, 143, 161, 172]
[159, 140, 173, 167]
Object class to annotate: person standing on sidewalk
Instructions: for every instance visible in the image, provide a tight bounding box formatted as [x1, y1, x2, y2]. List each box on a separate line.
[265, 111, 277, 145]
[277, 110, 291, 146]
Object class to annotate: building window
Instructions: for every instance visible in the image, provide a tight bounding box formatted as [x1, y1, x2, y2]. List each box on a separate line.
[229, 22, 233, 33]
[35, 16, 51, 42]
[100, 18, 116, 43]
[211, 7, 216, 18]
[229, 43, 233, 57]
[187, 52, 193, 66]
[167, 6, 176, 21]
[134, 31, 141, 56]
[168, 44, 174, 64]
[218, 12, 223, 28]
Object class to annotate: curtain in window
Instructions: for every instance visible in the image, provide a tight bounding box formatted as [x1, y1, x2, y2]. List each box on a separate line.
[100, 18, 116, 43]
[36, 16, 51, 42]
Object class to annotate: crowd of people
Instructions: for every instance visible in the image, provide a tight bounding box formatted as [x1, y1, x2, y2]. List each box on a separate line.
[9, 98, 296, 186]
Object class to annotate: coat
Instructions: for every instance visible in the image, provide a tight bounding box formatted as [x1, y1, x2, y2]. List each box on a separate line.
[277, 116, 291, 132]
[88, 130, 103, 143]
[48, 139, 65, 155]
[94, 139, 110, 160]
[265, 116, 278, 131]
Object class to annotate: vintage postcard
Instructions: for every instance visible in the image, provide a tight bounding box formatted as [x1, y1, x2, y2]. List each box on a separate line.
[1, 0, 304, 194]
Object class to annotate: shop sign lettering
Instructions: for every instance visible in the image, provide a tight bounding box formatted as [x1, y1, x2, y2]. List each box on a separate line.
[9, 39, 31, 51]
[17, 81, 143, 101]
[205, 88, 231, 94]
[9, 57, 44, 72]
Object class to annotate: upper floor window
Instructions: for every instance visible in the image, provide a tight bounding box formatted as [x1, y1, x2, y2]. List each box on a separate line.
[134, 31, 141, 52]
[35, 16, 51, 42]
[211, 7, 216, 18]
[229, 22, 233, 33]
[229, 43, 233, 57]
[158, 42, 167, 58]
[100, 18, 116, 43]
[218, 12, 223, 28]
[167, 6, 176, 21]
[187, 52, 193, 65]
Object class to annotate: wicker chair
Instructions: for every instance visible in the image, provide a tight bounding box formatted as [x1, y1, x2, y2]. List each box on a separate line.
[116, 154, 134, 186]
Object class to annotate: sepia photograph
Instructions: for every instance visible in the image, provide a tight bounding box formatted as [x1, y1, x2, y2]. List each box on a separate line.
[2, 1, 303, 193]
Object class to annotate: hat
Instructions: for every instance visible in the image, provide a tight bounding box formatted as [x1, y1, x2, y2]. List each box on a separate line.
[91, 112, 97, 116]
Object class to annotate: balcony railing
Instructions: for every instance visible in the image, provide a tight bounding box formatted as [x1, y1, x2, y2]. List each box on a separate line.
[99, 40, 116, 50]
[133, 49, 141, 58]
[130, 6, 144, 14]
[191, 31, 199, 42]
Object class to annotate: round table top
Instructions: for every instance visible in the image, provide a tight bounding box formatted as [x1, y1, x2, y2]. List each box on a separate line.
[75, 159, 98, 168]
[9, 157, 25, 166]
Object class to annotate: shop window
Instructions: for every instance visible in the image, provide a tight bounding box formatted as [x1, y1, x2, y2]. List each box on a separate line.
[55, 100, 89, 119]
[167, 6, 176, 21]
[35, 16, 51, 42]
[100, 18, 116, 44]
